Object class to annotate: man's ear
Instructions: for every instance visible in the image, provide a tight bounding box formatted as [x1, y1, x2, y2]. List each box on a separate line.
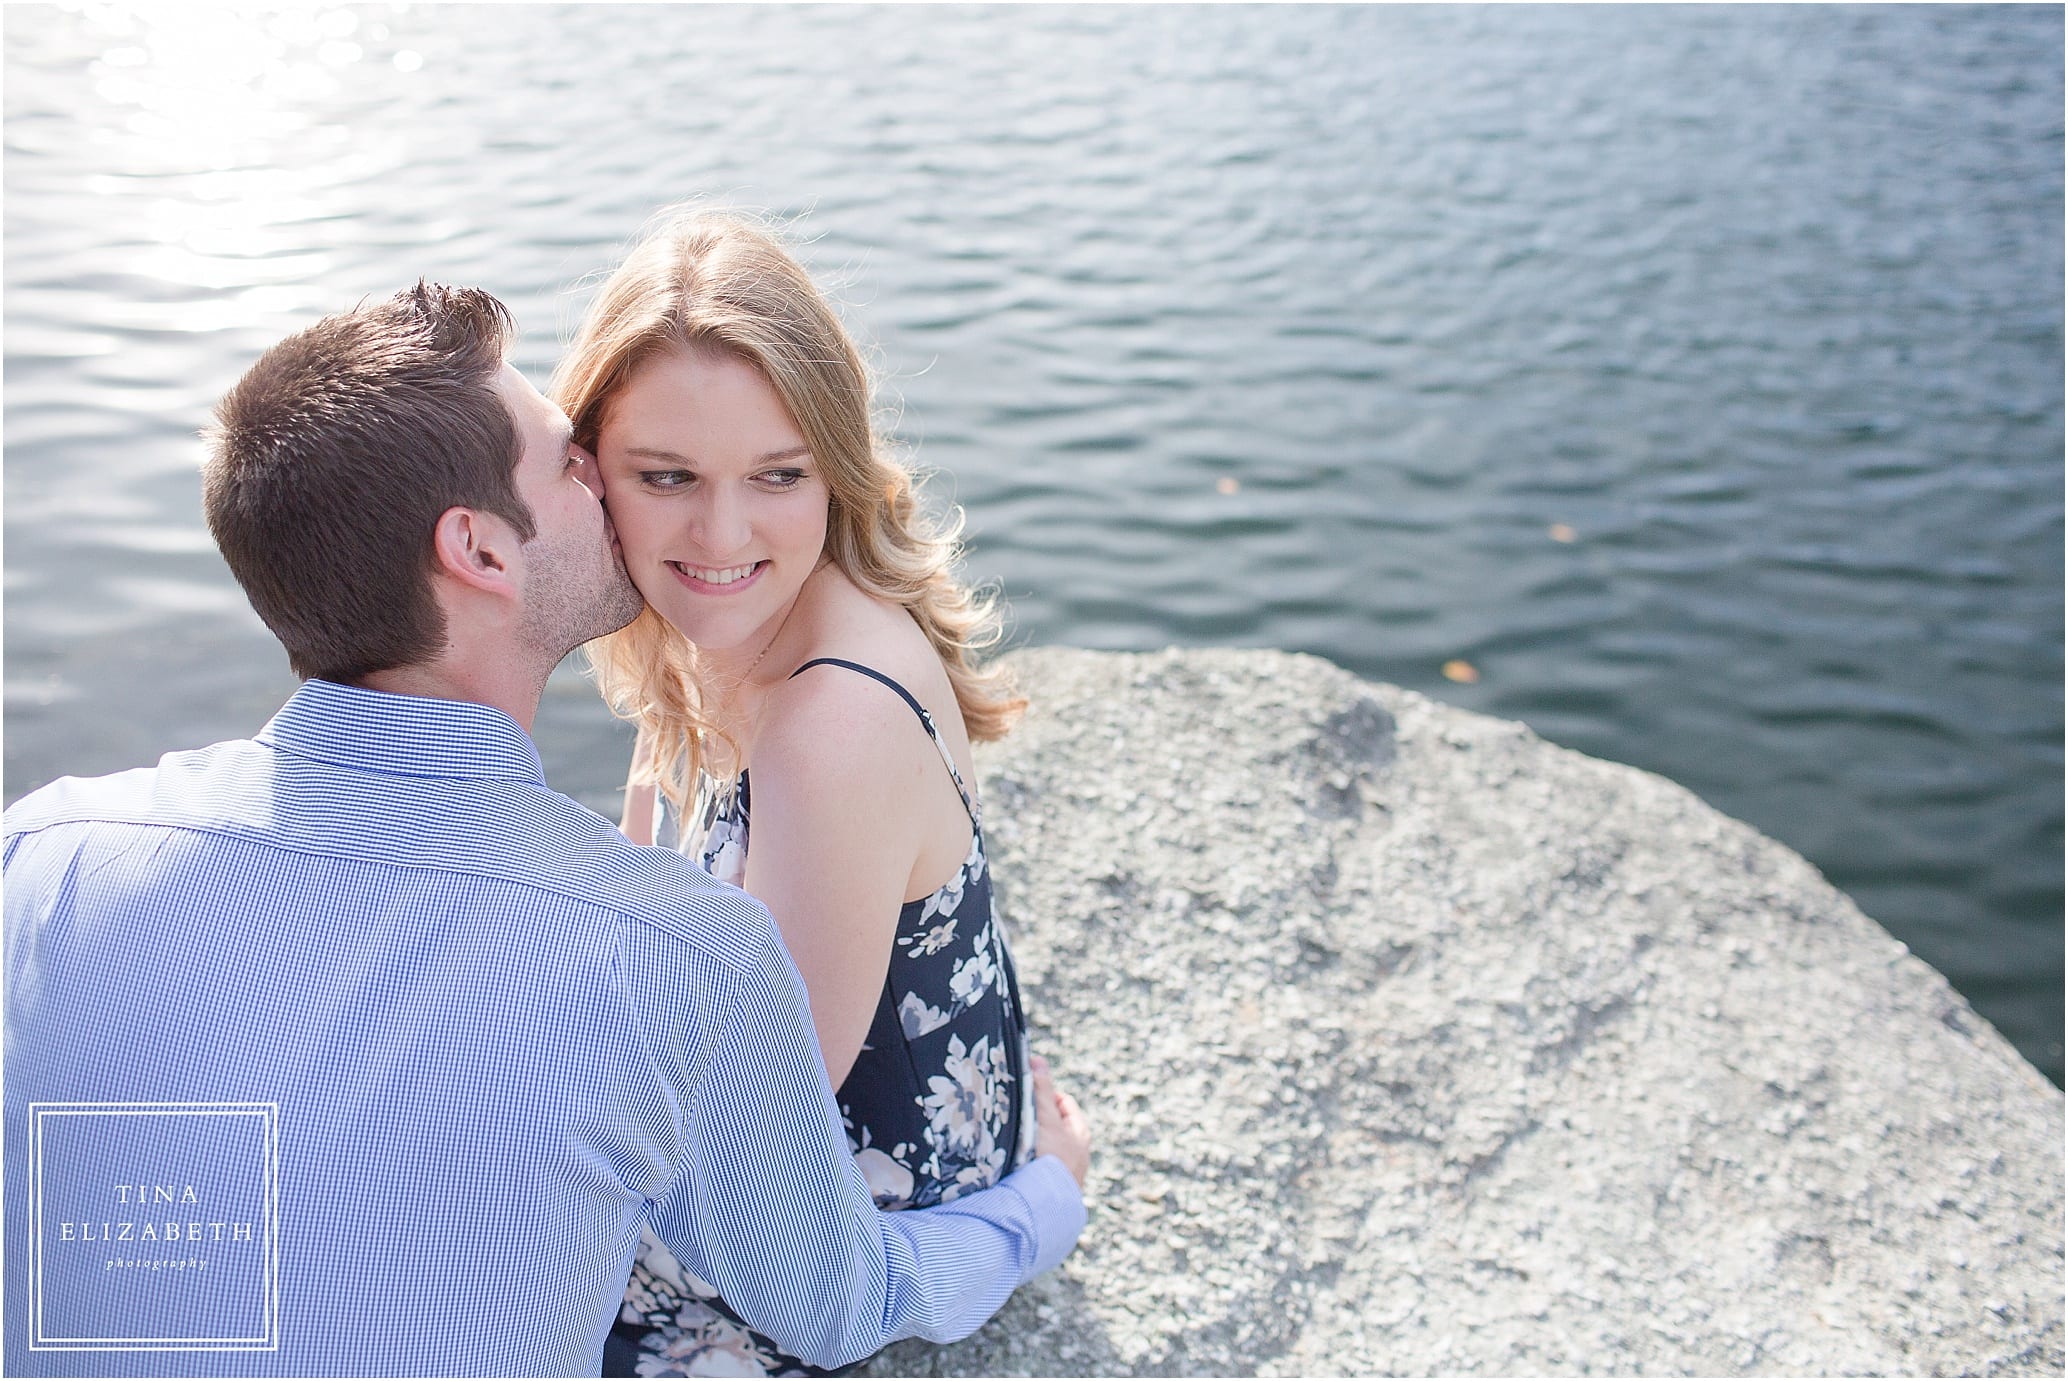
[430, 506, 520, 597]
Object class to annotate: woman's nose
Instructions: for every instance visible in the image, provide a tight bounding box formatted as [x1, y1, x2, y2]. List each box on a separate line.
[694, 488, 752, 557]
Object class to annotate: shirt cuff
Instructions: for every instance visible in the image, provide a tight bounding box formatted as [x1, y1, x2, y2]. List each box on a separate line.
[1008, 1154, 1087, 1281]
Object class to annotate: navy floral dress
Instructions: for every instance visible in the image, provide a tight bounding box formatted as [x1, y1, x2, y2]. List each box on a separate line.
[609, 659, 1034, 1378]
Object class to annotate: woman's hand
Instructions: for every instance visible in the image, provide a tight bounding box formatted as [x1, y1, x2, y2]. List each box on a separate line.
[1031, 1054, 1091, 1189]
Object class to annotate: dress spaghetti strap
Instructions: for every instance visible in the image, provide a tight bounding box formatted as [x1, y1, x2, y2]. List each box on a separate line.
[788, 657, 979, 826]
[790, 656, 932, 721]
[614, 656, 1030, 1377]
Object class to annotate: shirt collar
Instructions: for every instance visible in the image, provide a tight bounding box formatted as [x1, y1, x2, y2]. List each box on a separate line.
[255, 679, 547, 785]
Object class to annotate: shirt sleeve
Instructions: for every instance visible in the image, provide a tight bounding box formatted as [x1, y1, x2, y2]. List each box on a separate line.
[627, 915, 1086, 1371]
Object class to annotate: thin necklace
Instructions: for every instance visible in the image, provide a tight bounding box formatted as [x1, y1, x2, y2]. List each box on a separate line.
[739, 618, 785, 681]
[731, 555, 831, 691]
[711, 584, 807, 738]
[705, 559, 829, 782]
[735, 589, 801, 687]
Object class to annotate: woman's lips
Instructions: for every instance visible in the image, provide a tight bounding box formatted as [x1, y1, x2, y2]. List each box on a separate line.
[666, 559, 767, 595]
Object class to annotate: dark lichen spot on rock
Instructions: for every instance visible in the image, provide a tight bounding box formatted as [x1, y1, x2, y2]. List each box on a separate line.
[1371, 940, 1415, 978]
[1296, 935, 1339, 969]
[1777, 1233, 1838, 1284]
[1312, 776, 1362, 820]
[920, 648, 2064, 1380]
[1095, 870, 1142, 906]
[1317, 695, 1398, 774]
[1560, 839, 1626, 890]
[1461, 1118, 1544, 1187]
[1302, 697, 1397, 820]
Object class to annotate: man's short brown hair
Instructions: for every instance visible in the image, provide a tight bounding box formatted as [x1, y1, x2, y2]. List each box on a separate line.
[204, 283, 536, 683]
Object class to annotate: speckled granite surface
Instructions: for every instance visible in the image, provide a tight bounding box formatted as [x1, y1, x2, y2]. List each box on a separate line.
[859, 647, 2062, 1378]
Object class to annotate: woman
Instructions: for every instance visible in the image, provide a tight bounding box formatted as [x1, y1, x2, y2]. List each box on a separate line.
[556, 211, 1079, 1377]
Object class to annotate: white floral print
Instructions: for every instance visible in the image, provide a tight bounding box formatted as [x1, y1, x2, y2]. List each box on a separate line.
[625, 1230, 718, 1313]
[852, 1146, 916, 1210]
[919, 1033, 1011, 1192]
[689, 783, 749, 888]
[901, 913, 960, 958]
[620, 664, 1032, 1376]
[632, 1301, 791, 1377]
[917, 868, 965, 924]
[959, 830, 986, 885]
[897, 991, 950, 1040]
[622, 1235, 803, 1377]
[947, 924, 999, 1009]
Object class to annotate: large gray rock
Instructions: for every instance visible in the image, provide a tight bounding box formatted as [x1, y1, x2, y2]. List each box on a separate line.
[860, 647, 2063, 1377]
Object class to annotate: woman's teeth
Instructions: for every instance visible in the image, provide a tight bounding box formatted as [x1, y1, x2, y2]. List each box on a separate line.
[674, 561, 757, 585]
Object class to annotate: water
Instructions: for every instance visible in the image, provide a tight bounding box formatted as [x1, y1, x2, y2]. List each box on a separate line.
[5, 3, 2060, 1084]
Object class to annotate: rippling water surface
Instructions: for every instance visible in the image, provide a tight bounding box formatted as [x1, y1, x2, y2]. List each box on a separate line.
[5, 4, 2061, 1082]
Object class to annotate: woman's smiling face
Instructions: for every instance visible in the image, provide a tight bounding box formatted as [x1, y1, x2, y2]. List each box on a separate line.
[593, 345, 830, 657]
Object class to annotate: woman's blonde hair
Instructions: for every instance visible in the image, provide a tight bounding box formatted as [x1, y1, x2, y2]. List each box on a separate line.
[554, 209, 1024, 827]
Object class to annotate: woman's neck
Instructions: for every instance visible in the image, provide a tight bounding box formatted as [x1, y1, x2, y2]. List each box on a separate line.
[695, 558, 833, 771]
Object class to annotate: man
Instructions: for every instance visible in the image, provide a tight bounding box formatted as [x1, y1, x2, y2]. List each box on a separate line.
[5, 284, 1088, 1376]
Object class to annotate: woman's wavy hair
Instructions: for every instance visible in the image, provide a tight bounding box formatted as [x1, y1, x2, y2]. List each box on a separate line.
[553, 209, 1024, 827]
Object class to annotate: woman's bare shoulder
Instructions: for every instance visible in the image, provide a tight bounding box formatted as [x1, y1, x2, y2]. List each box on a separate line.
[754, 599, 905, 733]
[791, 579, 956, 711]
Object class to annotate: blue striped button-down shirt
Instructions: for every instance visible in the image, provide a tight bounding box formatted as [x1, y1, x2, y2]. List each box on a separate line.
[5, 680, 1083, 1376]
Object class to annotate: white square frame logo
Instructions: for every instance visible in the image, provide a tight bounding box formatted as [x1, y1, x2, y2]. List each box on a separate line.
[29, 1101, 279, 1351]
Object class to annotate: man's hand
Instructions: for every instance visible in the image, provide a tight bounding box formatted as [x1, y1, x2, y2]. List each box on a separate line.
[1030, 1053, 1091, 1189]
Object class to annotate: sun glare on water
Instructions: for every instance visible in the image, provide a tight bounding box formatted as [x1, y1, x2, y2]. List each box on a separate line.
[59, 3, 424, 323]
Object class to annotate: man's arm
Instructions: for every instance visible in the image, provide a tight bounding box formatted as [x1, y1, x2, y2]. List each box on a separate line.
[622, 917, 1086, 1371]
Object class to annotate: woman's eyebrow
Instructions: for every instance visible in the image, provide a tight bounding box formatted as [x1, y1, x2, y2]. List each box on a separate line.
[620, 444, 813, 465]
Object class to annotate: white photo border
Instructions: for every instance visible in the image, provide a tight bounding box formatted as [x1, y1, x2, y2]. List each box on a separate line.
[28, 1101, 279, 1351]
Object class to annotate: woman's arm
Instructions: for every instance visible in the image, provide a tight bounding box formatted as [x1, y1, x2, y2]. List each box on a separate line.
[633, 912, 1085, 1369]
[621, 729, 659, 845]
[741, 672, 939, 1089]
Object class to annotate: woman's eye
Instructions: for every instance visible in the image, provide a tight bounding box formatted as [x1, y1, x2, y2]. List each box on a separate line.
[641, 470, 693, 490]
[759, 469, 805, 489]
